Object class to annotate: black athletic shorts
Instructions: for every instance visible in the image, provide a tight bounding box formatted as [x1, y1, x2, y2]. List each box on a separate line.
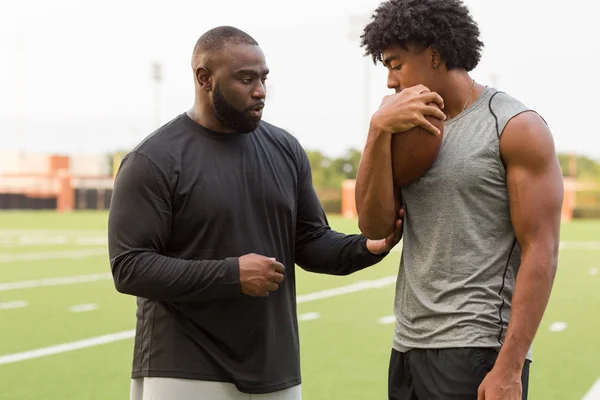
[388, 348, 531, 400]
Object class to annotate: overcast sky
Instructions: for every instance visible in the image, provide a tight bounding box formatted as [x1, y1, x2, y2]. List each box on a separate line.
[1, 0, 598, 160]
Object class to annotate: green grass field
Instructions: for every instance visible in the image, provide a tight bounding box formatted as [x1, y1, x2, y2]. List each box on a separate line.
[0, 211, 599, 399]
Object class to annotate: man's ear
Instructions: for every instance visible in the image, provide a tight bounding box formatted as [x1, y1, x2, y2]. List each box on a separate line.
[430, 47, 442, 70]
[196, 66, 212, 92]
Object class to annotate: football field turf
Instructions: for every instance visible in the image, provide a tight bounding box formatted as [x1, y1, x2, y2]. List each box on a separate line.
[0, 211, 599, 399]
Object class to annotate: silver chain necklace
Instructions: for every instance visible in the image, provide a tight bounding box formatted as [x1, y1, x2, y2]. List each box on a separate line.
[462, 78, 476, 111]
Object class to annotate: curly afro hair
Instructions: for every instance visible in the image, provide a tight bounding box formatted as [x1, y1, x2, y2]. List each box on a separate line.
[360, 0, 484, 71]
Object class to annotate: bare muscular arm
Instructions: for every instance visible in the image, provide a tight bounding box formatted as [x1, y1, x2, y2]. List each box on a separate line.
[478, 111, 563, 399]
[355, 85, 445, 240]
[355, 123, 399, 239]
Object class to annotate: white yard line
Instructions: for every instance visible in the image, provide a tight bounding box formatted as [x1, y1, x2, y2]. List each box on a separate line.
[0, 273, 112, 292]
[0, 300, 28, 310]
[0, 237, 69, 247]
[0, 275, 397, 365]
[0, 237, 106, 247]
[377, 315, 396, 325]
[560, 242, 600, 250]
[0, 248, 107, 263]
[548, 321, 568, 332]
[69, 303, 98, 313]
[583, 379, 600, 400]
[298, 312, 320, 321]
[0, 331, 136, 365]
[0, 229, 105, 235]
[296, 276, 396, 302]
[75, 238, 107, 245]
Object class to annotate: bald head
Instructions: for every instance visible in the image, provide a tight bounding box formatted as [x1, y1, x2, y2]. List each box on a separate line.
[192, 26, 259, 67]
[188, 26, 268, 134]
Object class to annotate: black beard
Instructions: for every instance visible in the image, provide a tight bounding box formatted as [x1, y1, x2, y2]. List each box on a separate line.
[213, 82, 260, 133]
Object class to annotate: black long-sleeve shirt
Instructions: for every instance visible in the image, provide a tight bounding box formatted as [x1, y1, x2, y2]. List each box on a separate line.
[107, 113, 386, 394]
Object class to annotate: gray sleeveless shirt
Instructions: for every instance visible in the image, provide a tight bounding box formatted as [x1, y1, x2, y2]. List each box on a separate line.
[393, 86, 533, 359]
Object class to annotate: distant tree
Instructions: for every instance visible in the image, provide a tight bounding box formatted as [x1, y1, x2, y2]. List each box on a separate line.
[107, 150, 130, 178]
[306, 150, 331, 189]
[330, 148, 362, 180]
[306, 148, 364, 190]
[558, 153, 600, 181]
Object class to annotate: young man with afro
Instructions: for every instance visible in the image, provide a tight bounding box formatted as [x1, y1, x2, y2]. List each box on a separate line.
[354, 0, 563, 399]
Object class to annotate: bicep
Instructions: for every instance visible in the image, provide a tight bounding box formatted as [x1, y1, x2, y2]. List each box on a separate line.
[108, 152, 172, 257]
[501, 112, 563, 251]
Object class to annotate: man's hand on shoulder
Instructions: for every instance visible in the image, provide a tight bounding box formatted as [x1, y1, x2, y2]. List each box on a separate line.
[366, 208, 404, 255]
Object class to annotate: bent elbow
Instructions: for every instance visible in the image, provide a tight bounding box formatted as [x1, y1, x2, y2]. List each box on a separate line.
[113, 279, 132, 296]
[112, 268, 131, 295]
[110, 257, 137, 296]
[358, 217, 391, 241]
[356, 200, 396, 240]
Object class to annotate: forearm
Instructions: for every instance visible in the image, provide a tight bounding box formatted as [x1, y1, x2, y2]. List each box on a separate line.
[111, 251, 241, 301]
[496, 247, 558, 370]
[296, 229, 385, 275]
[355, 123, 396, 240]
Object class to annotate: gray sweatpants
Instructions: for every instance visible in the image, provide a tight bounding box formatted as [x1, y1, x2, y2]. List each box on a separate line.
[130, 378, 302, 400]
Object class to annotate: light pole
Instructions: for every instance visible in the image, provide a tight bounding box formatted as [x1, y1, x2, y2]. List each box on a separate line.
[348, 14, 372, 140]
[16, 36, 26, 139]
[489, 72, 500, 89]
[151, 62, 162, 128]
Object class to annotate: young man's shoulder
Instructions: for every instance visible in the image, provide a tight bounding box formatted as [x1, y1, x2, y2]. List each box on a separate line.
[489, 90, 529, 113]
[486, 88, 535, 137]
